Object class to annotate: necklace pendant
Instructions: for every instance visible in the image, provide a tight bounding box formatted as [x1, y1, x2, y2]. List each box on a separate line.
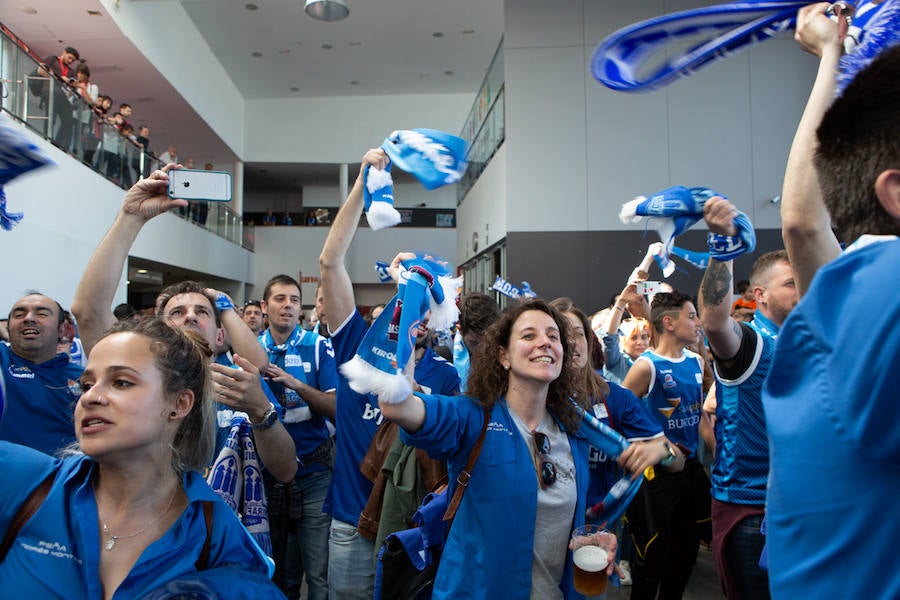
[105, 537, 116, 551]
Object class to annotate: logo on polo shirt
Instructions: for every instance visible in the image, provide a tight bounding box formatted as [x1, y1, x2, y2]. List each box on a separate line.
[9, 365, 34, 379]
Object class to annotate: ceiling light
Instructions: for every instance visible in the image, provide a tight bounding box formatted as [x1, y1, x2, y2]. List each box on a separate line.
[290, 86, 299, 91]
[444, 70, 454, 75]
[245, 3, 258, 10]
[23, 7, 38, 14]
[432, 32, 444, 38]
[87, 9, 102, 16]
[350, 80, 359, 85]
[321, 43, 333, 49]
[462, 29, 475, 34]
[252, 52, 263, 57]
[304, 0, 349, 22]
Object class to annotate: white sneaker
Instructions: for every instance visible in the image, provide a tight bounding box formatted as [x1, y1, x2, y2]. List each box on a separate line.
[619, 560, 632, 586]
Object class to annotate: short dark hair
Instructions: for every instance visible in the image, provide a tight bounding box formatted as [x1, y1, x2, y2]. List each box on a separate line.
[263, 274, 301, 303]
[113, 303, 137, 321]
[458, 292, 500, 335]
[244, 299, 262, 310]
[75, 64, 90, 78]
[650, 290, 693, 333]
[155, 281, 221, 327]
[64, 46, 80, 59]
[119, 102, 132, 110]
[736, 279, 750, 294]
[749, 250, 790, 288]
[814, 44, 900, 243]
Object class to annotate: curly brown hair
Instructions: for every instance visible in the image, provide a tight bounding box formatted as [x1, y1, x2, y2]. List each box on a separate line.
[467, 298, 582, 432]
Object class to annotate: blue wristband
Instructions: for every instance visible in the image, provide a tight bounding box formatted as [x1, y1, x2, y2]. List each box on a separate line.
[215, 294, 235, 312]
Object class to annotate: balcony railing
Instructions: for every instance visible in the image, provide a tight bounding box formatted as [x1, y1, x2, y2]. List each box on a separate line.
[0, 22, 246, 248]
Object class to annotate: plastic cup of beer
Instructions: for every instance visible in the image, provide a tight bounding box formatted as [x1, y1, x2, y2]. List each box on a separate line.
[571, 524, 612, 596]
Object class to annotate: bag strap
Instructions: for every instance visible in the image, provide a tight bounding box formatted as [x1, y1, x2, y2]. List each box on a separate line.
[443, 406, 491, 523]
[0, 469, 57, 563]
[194, 501, 215, 571]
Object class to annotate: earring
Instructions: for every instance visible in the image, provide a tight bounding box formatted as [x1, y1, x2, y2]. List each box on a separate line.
[170, 411, 178, 417]
[503, 364, 509, 371]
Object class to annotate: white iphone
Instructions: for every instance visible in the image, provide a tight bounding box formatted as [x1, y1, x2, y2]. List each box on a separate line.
[168, 169, 232, 202]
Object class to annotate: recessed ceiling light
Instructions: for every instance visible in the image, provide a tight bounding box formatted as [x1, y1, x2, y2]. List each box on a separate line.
[245, 3, 258, 10]
[350, 80, 359, 85]
[444, 70, 454, 76]
[252, 52, 263, 57]
[23, 7, 38, 14]
[462, 29, 475, 34]
[87, 9, 102, 16]
[321, 43, 333, 49]
[290, 86, 299, 91]
[296, 41, 303, 46]
[432, 32, 444, 38]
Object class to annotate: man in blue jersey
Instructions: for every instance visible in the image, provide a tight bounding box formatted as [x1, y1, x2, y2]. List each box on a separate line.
[0, 293, 83, 454]
[622, 290, 710, 600]
[698, 197, 797, 600]
[71, 168, 297, 484]
[318, 148, 460, 600]
[258, 273, 337, 600]
[762, 8, 900, 599]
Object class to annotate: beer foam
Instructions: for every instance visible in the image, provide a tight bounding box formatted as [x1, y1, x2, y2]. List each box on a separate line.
[573, 545, 608, 572]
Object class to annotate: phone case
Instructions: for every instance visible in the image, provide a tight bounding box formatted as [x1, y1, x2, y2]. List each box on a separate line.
[167, 169, 232, 202]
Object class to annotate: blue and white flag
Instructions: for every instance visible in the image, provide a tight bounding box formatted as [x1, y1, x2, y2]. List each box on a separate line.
[0, 114, 55, 230]
[374, 260, 393, 283]
[592, 0, 900, 94]
[573, 403, 644, 526]
[362, 129, 469, 231]
[491, 276, 537, 300]
[341, 254, 462, 404]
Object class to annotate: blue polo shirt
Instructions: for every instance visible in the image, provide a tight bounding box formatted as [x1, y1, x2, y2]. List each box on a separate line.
[0, 346, 83, 455]
[636, 349, 704, 457]
[0, 441, 272, 598]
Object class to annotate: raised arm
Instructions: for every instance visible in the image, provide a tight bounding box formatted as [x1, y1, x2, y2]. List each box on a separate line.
[780, 3, 844, 295]
[206, 287, 268, 372]
[698, 197, 743, 361]
[318, 148, 389, 330]
[72, 166, 185, 355]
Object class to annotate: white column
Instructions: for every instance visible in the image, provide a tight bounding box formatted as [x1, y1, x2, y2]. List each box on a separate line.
[339, 163, 349, 203]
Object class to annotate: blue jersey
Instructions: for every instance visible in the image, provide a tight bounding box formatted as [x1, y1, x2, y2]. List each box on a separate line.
[0, 442, 272, 598]
[0, 346, 83, 455]
[711, 320, 776, 505]
[763, 237, 900, 599]
[414, 346, 460, 396]
[259, 327, 338, 463]
[325, 311, 463, 525]
[586, 380, 662, 508]
[636, 349, 704, 457]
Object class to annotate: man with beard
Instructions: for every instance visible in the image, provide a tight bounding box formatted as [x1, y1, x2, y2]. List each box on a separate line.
[257, 274, 337, 600]
[72, 166, 297, 484]
[0, 293, 83, 454]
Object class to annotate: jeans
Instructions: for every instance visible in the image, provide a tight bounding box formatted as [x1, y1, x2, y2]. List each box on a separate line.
[724, 514, 770, 600]
[269, 469, 332, 600]
[328, 518, 375, 600]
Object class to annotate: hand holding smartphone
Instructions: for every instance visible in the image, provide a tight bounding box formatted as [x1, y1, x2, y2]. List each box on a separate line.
[167, 168, 232, 202]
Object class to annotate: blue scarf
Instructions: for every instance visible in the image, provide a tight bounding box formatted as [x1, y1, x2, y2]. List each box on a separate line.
[621, 185, 756, 269]
[340, 254, 462, 404]
[490, 276, 537, 300]
[0, 114, 55, 230]
[749, 309, 780, 339]
[573, 403, 644, 526]
[592, 1, 900, 94]
[363, 129, 469, 231]
[207, 416, 272, 557]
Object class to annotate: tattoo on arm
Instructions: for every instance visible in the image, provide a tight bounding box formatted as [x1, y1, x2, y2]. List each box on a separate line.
[700, 261, 732, 308]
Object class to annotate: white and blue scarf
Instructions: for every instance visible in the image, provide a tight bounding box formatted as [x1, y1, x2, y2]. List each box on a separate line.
[0, 114, 55, 230]
[491, 276, 537, 300]
[340, 254, 462, 404]
[592, 0, 900, 94]
[207, 416, 273, 557]
[621, 185, 756, 276]
[363, 129, 469, 231]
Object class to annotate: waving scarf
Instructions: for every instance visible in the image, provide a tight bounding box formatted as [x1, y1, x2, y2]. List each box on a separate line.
[592, 0, 900, 94]
[363, 129, 469, 230]
[340, 254, 462, 404]
[0, 114, 55, 230]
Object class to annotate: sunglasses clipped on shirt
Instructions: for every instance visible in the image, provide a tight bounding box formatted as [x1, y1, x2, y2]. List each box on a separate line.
[532, 430, 557, 489]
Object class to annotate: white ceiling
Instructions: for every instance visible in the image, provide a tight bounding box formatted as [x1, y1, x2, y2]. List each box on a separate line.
[2, 0, 503, 179]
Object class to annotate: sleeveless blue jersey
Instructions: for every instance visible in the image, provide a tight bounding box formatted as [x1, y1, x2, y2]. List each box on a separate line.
[636, 349, 703, 457]
[763, 237, 900, 599]
[711, 324, 774, 504]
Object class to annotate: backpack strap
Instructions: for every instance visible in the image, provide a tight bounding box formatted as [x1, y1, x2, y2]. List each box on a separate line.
[443, 406, 491, 523]
[0, 469, 57, 563]
[194, 501, 215, 571]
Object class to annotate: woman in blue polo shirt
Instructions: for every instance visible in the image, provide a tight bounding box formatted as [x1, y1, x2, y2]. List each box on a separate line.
[381, 299, 618, 599]
[0, 318, 273, 598]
